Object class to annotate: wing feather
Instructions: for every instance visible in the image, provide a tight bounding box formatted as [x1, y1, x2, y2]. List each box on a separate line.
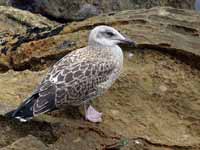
[32, 59, 115, 115]
[54, 60, 115, 106]
[31, 47, 116, 115]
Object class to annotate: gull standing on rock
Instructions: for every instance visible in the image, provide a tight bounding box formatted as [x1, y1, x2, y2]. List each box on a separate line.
[6, 25, 136, 123]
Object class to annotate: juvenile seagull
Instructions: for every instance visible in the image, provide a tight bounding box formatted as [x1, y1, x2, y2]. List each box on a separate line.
[7, 25, 135, 122]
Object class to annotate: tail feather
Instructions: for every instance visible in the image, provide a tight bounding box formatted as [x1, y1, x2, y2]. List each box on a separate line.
[5, 110, 16, 118]
[5, 93, 39, 121]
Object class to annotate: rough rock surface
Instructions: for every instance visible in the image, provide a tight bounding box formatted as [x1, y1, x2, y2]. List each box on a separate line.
[8, 7, 200, 71]
[1, 135, 48, 150]
[195, 0, 200, 11]
[0, 6, 199, 150]
[0, 0, 196, 21]
[0, 6, 61, 72]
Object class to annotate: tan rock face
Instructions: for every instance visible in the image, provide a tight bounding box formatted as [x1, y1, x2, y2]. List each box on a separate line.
[0, 51, 199, 150]
[1, 135, 48, 150]
[9, 7, 200, 71]
[0, 6, 199, 150]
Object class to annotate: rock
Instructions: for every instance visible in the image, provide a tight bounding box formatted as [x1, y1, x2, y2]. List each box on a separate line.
[9, 7, 200, 71]
[0, 70, 46, 115]
[0, 6, 199, 150]
[1, 135, 48, 150]
[0, 50, 200, 149]
[0, 6, 61, 71]
[159, 85, 168, 92]
[0, 0, 9, 5]
[0, 0, 196, 22]
[195, 0, 200, 11]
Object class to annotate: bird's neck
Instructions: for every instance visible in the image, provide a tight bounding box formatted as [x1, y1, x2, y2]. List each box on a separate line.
[88, 43, 123, 56]
[87, 44, 123, 73]
[111, 45, 123, 66]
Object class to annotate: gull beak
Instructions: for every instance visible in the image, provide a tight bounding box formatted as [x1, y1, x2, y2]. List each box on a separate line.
[118, 37, 137, 47]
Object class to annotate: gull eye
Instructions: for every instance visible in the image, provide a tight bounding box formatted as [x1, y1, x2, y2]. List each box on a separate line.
[105, 31, 115, 37]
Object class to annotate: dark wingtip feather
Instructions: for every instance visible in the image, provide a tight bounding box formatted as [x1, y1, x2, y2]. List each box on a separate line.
[5, 110, 16, 118]
[5, 110, 28, 122]
[5, 93, 38, 122]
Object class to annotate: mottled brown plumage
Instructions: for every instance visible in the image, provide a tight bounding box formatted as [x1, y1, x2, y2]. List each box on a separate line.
[34, 46, 119, 115]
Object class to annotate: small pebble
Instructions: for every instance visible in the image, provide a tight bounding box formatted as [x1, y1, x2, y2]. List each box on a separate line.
[135, 140, 141, 144]
[159, 85, 168, 92]
[127, 52, 134, 60]
[73, 137, 82, 143]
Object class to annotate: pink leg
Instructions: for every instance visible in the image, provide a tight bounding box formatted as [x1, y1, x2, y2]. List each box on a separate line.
[84, 104, 102, 123]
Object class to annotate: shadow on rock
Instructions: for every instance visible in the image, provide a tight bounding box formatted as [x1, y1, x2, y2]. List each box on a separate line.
[0, 116, 57, 147]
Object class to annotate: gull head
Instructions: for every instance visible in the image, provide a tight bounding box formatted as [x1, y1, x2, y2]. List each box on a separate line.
[88, 25, 136, 47]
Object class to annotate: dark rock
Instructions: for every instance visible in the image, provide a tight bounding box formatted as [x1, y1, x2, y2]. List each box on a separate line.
[0, 0, 196, 22]
[195, 0, 200, 11]
[73, 4, 100, 21]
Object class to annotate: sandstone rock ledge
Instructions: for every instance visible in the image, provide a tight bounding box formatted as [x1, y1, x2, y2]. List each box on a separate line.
[0, 6, 199, 150]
